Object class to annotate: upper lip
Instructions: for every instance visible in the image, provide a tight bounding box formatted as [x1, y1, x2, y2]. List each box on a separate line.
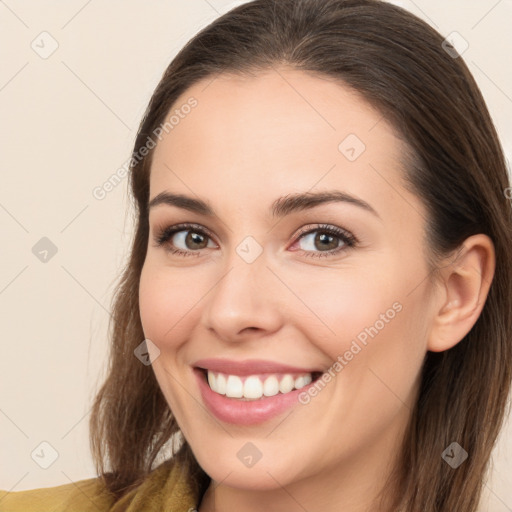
[193, 358, 322, 376]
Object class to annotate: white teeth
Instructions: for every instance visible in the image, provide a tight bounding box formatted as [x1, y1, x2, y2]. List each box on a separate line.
[294, 375, 305, 389]
[225, 375, 243, 398]
[263, 375, 279, 397]
[243, 376, 263, 399]
[279, 374, 294, 394]
[294, 374, 312, 389]
[207, 371, 216, 390]
[216, 373, 227, 395]
[206, 370, 314, 399]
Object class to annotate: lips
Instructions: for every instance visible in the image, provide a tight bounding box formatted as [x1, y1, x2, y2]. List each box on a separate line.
[193, 357, 323, 376]
[192, 358, 323, 424]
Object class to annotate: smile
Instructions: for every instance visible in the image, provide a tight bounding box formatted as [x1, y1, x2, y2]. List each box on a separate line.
[192, 358, 324, 425]
[206, 371, 315, 400]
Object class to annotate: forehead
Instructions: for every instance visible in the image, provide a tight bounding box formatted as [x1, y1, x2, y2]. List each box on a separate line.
[153, 67, 398, 163]
[149, 67, 424, 227]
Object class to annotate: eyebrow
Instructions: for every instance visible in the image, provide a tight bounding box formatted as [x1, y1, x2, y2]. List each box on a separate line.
[148, 190, 380, 219]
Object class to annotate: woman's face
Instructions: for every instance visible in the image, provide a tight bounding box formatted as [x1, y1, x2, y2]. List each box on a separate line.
[139, 68, 436, 495]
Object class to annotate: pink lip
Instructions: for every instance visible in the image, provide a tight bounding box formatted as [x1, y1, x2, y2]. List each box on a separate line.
[193, 357, 321, 376]
[193, 368, 317, 425]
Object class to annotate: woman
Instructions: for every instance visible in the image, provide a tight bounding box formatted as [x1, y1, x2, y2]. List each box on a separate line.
[1, 0, 510, 510]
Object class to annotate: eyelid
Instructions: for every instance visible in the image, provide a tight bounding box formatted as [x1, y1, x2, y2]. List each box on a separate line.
[154, 222, 217, 245]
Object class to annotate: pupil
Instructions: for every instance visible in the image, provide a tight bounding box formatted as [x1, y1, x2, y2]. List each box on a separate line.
[317, 233, 336, 250]
[188, 232, 206, 249]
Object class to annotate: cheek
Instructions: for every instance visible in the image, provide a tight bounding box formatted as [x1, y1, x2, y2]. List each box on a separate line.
[288, 263, 401, 354]
[292, 267, 427, 450]
[138, 263, 205, 422]
[138, 263, 204, 348]
[290, 256, 428, 398]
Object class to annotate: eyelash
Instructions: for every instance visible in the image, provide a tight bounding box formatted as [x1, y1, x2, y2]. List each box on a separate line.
[153, 222, 358, 259]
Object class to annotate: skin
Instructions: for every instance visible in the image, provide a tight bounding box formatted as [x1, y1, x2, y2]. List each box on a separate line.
[138, 67, 495, 512]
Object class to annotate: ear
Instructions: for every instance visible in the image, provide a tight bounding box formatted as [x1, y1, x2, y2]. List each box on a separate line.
[427, 234, 495, 352]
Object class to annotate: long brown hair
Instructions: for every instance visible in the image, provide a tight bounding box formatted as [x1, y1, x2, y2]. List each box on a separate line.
[89, 1, 512, 509]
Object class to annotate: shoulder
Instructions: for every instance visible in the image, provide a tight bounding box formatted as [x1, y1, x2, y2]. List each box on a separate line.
[0, 476, 115, 512]
[0, 459, 200, 512]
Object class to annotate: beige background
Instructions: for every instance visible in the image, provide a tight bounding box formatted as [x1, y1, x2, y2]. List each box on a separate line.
[0, 0, 511, 509]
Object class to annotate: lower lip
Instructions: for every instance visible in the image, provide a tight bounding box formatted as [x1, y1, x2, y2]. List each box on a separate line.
[194, 368, 313, 425]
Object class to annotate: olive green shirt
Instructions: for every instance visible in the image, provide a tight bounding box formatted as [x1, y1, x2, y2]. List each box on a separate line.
[0, 460, 199, 511]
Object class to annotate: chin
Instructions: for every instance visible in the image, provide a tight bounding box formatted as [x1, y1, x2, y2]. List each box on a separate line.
[192, 446, 307, 491]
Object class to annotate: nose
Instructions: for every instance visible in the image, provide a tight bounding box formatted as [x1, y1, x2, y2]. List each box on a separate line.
[200, 251, 283, 342]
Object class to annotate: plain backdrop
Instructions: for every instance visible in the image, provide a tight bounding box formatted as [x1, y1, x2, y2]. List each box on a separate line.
[1, 0, 511, 510]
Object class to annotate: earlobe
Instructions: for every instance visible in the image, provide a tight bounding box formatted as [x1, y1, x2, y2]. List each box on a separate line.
[427, 234, 495, 353]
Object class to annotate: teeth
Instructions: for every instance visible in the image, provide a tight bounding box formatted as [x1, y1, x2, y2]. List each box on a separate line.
[225, 375, 243, 398]
[207, 371, 216, 390]
[216, 373, 226, 394]
[279, 374, 294, 394]
[244, 376, 263, 399]
[294, 374, 312, 389]
[206, 370, 314, 399]
[263, 375, 279, 397]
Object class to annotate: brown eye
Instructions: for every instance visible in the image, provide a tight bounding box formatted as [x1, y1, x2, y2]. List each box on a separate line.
[180, 231, 209, 250]
[293, 224, 357, 259]
[297, 231, 344, 252]
[154, 223, 216, 257]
